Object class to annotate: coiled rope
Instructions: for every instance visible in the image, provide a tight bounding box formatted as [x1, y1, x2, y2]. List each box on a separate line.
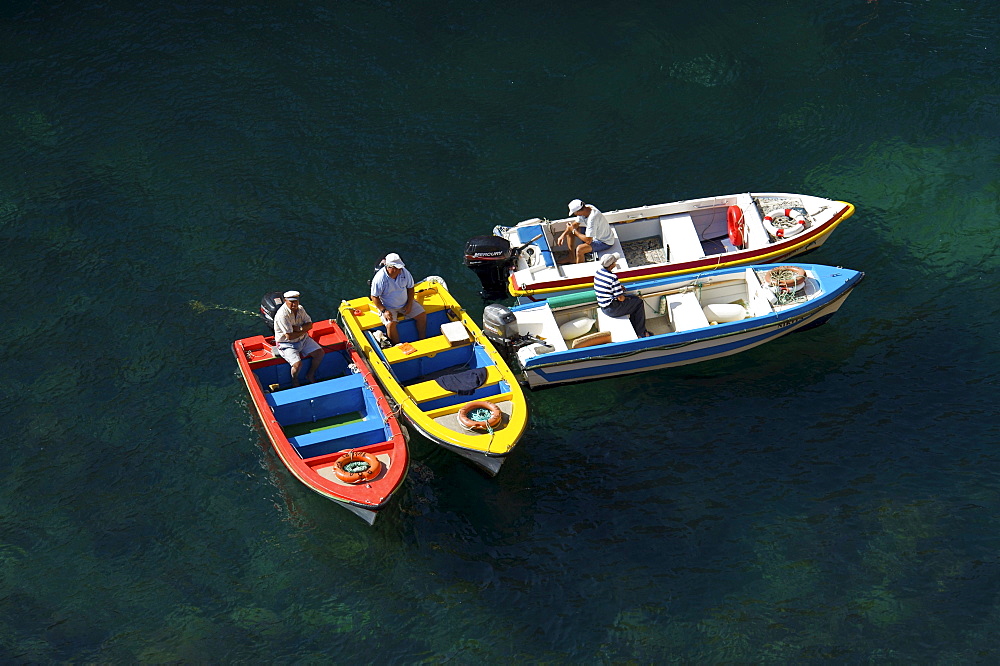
[464, 407, 497, 434]
[768, 267, 808, 306]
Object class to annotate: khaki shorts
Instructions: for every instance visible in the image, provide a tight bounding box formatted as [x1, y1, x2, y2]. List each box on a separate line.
[276, 336, 322, 365]
[387, 302, 425, 320]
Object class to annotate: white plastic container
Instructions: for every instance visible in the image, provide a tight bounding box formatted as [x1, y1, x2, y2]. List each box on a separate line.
[558, 317, 596, 340]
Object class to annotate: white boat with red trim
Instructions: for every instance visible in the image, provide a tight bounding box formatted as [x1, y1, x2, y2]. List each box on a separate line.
[463, 192, 854, 301]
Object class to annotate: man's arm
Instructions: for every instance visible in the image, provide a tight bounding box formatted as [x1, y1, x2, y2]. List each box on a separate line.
[372, 295, 393, 322]
[403, 287, 416, 314]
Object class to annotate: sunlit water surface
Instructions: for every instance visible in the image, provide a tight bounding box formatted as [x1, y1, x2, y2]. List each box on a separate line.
[0, 0, 997, 661]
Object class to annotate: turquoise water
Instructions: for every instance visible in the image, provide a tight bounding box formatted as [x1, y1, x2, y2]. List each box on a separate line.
[1, 0, 998, 661]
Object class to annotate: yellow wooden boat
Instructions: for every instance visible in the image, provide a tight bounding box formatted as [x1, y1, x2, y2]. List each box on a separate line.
[339, 279, 528, 476]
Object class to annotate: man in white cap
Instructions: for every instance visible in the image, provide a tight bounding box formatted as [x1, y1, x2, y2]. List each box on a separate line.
[371, 252, 427, 345]
[557, 198, 617, 263]
[593, 253, 650, 338]
[273, 291, 326, 386]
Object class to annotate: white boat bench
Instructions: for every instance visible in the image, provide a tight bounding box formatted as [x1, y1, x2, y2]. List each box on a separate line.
[512, 304, 568, 351]
[660, 214, 704, 264]
[666, 291, 710, 332]
[597, 308, 639, 342]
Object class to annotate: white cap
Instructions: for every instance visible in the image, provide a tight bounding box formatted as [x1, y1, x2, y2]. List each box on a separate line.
[600, 252, 620, 269]
[384, 252, 405, 268]
[283, 290, 300, 301]
[567, 199, 585, 216]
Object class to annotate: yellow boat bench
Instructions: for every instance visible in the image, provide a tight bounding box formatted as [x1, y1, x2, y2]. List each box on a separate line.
[404, 365, 506, 403]
[382, 333, 472, 364]
[423, 391, 516, 421]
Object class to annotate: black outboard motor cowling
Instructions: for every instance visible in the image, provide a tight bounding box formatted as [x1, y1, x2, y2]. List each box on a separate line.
[259, 291, 285, 329]
[464, 235, 514, 300]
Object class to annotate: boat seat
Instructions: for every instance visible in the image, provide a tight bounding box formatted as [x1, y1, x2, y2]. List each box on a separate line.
[381, 334, 470, 364]
[660, 214, 704, 263]
[266, 373, 368, 426]
[266, 372, 364, 408]
[597, 308, 639, 342]
[406, 365, 506, 403]
[512, 304, 568, 352]
[515, 224, 554, 267]
[667, 291, 710, 331]
[593, 234, 625, 265]
[290, 419, 388, 458]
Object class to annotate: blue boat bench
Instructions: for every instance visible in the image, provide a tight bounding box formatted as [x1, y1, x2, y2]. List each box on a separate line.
[288, 418, 387, 458]
[516, 224, 554, 267]
[265, 373, 388, 458]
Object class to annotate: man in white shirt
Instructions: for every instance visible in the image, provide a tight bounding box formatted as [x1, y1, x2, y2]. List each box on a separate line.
[370, 252, 427, 344]
[273, 291, 325, 386]
[557, 198, 617, 263]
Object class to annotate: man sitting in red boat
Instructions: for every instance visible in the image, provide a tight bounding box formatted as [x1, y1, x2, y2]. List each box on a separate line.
[273, 290, 325, 386]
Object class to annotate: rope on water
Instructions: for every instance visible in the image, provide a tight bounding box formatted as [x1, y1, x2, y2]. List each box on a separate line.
[188, 300, 257, 318]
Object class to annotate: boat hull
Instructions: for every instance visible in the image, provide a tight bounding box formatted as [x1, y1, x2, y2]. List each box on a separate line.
[507, 264, 863, 389]
[339, 280, 529, 476]
[498, 192, 855, 300]
[233, 319, 409, 523]
[522, 287, 857, 389]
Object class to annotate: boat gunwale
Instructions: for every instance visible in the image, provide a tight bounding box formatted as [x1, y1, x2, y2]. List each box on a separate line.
[232, 320, 408, 513]
[515, 265, 863, 372]
[338, 282, 529, 460]
[508, 197, 855, 298]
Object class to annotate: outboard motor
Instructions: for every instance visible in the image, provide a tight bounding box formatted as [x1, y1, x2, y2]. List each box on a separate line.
[464, 235, 514, 300]
[483, 303, 546, 366]
[482, 304, 516, 345]
[258, 291, 285, 329]
[482, 303, 517, 362]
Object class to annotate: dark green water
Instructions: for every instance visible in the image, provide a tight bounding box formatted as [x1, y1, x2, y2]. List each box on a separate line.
[2, 0, 998, 661]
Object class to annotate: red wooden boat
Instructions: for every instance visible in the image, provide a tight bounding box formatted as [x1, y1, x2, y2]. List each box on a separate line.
[233, 317, 408, 524]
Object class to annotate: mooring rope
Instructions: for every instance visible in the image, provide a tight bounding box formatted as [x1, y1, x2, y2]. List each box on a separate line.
[768, 268, 808, 306]
[188, 300, 257, 317]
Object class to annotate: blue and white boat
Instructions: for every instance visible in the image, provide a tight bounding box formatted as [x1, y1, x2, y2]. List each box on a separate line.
[481, 263, 864, 389]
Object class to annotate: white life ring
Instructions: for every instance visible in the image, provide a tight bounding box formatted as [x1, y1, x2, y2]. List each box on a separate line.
[763, 208, 808, 239]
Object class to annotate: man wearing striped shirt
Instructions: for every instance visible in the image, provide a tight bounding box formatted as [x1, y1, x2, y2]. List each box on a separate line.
[594, 253, 650, 338]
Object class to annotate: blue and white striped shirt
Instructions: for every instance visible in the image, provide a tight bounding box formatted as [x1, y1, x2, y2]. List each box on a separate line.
[594, 266, 623, 308]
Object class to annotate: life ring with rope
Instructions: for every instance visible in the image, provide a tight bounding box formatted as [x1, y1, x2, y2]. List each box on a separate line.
[764, 265, 807, 292]
[332, 451, 382, 483]
[763, 208, 808, 239]
[457, 400, 503, 431]
[727, 205, 746, 248]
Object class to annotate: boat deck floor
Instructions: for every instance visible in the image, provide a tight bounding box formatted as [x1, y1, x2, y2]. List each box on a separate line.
[431, 399, 515, 434]
[314, 452, 392, 486]
[282, 412, 364, 438]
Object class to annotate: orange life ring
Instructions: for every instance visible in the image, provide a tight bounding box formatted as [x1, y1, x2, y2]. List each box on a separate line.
[458, 400, 503, 431]
[765, 265, 807, 291]
[727, 205, 746, 248]
[332, 451, 382, 483]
